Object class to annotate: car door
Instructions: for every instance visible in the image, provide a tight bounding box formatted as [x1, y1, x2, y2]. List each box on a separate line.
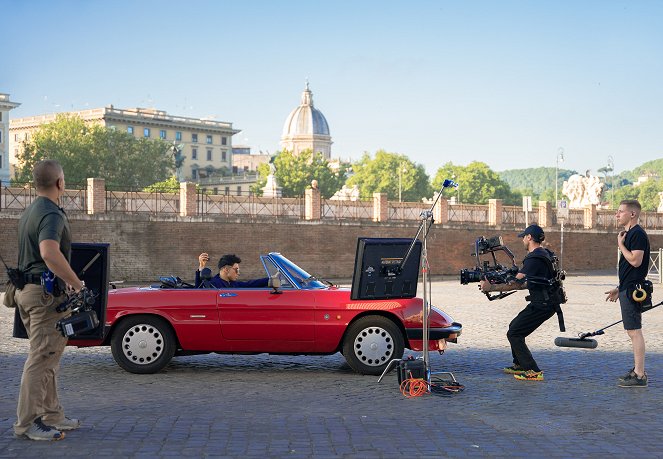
[217, 288, 315, 352]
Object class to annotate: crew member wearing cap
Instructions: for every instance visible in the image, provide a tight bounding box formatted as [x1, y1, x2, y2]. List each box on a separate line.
[479, 224, 560, 381]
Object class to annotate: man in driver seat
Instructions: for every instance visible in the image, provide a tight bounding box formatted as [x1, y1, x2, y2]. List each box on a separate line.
[195, 253, 269, 288]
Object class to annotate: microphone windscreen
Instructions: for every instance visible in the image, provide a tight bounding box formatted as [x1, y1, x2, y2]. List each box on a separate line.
[554, 337, 598, 349]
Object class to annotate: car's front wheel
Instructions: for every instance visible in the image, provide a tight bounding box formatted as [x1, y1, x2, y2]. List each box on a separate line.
[110, 315, 176, 374]
[342, 316, 404, 375]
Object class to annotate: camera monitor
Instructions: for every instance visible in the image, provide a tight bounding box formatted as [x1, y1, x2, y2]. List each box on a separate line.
[351, 238, 422, 300]
[13, 242, 110, 340]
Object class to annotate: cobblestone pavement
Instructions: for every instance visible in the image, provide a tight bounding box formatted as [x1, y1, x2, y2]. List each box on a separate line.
[1, 273, 663, 458]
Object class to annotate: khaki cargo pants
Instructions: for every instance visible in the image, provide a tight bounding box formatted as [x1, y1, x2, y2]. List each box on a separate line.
[13, 284, 69, 435]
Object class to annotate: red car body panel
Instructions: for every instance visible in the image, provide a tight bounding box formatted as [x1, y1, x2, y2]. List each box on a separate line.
[70, 286, 457, 353]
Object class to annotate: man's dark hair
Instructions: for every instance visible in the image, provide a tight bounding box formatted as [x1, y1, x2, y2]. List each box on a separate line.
[33, 159, 63, 190]
[218, 254, 241, 270]
[620, 199, 641, 213]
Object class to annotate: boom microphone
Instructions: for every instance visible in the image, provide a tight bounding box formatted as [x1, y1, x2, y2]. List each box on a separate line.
[554, 337, 598, 349]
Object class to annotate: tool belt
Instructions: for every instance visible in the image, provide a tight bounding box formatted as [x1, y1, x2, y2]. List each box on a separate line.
[23, 273, 43, 285]
[525, 291, 566, 332]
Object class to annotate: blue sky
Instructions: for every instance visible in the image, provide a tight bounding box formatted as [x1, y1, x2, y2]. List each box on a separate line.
[2, 0, 662, 176]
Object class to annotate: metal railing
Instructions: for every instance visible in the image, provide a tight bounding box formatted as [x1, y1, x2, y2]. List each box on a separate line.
[0, 183, 86, 213]
[106, 190, 179, 214]
[322, 199, 373, 220]
[197, 191, 304, 219]
[448, 204, 489, 224]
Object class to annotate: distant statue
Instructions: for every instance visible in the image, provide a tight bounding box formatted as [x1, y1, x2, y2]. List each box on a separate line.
[562, 173, 605, 209]
[262, 156, 282, 197]
[330, 184, 360, 201]
[311, 179, 319, 190]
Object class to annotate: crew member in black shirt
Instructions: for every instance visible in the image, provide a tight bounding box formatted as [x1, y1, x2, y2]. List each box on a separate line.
[605, 199, 651, 387]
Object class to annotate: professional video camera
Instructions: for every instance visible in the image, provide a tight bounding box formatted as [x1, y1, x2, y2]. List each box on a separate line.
[55, 287, 100, 338]
[459, 236, 519, 301]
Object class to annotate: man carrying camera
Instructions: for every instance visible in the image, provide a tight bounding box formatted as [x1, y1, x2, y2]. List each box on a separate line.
[604, 199, 650, 388]
[479, 224, 560, 381]
[13, 160, 84, 441]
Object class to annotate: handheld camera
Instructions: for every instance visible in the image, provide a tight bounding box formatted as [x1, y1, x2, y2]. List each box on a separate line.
[459, 236, 519, 301]
[56, 288, 100, 338]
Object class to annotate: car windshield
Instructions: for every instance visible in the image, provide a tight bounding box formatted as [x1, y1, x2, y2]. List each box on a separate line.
[267, 253, 326, 289]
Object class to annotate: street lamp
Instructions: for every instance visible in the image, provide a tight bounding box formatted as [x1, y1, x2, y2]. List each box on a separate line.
[398, 163, 408, 202]
[607, 155, 614, 207]
[555, 147, 564, 207]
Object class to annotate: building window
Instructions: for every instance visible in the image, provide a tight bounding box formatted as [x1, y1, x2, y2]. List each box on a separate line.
[221, 150, 227, 162]
[176, 131, 182, 141]
[192, 169, 197, 179]
[192, 133, 198, 143]
[225, 186, 230, 195]
[0, 112, 2, 121]
[207, 149, 212, 161]
[144, 128, 151, 138]
[237, 186, 242, 196]
[127, 126, 134, 135]
[0, 154, 3, 167]
[192, 148, 197, 160]
[213, 187, 218, 195]
[160, 130, 167, 139]
[0, 131, 2, 144]
[206, 135, 213, 144]
[222, 136, 227, 146]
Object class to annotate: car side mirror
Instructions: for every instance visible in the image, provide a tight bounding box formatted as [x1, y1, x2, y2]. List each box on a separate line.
[268, 274, 282, 294]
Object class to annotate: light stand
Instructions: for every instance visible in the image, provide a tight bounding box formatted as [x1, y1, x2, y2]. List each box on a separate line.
[388, 179, 458, 385]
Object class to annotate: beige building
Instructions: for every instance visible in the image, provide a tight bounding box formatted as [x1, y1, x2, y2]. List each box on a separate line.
[9, 105, 240, 183]
[0, 93, 21, 185]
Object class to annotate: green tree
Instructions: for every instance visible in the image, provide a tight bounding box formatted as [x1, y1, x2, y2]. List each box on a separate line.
[432, 161, 519, 204]
[346, 150, 432, 201]
[251, 149, 347, 198]
[15, 114, 175, 188]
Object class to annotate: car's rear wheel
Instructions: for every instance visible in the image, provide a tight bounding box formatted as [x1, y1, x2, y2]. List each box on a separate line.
[110, 316, 176, 374]
[342, 316, 404, 375]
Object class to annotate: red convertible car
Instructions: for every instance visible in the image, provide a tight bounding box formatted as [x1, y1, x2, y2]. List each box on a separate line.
[69, 252, 461, 375]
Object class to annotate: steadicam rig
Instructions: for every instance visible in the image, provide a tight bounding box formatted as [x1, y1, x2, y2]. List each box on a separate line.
[459, 236, 519, 301]
[55, 287, 100, 338]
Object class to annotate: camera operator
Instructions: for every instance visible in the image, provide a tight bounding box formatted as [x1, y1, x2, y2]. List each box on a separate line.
[479, 224, 559, 381]
[13, 160, 84, 441]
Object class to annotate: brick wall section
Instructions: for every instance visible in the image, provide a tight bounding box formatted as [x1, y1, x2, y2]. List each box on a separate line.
[180, 182, 197, 217]
[433, 196, 449, 224]
[86, 178, 106, 214]
[373, 193, 388, 222]
[304, 188, 321, 220]
[584, 204, 597, 229]
[489, 199, 502, 226]
[538, 201, 552, 228]
[1, 214, 661, 284]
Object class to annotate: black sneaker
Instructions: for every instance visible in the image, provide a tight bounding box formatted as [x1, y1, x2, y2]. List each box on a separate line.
[618, 373, 648, 388]
[618, 368, 635, 382]
[18, 417, 65, 441]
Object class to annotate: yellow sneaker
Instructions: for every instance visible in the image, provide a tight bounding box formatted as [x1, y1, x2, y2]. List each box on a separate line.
[503, 365, 526, 375]
[514, 370, 544, 381]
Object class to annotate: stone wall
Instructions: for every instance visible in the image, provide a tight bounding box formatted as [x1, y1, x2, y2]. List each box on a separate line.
[1, 213, 661, 284]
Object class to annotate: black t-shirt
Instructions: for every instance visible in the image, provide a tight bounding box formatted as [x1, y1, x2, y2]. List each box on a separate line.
[618, 224, 650, 291]
[519, 247, 554, 292]
[18, 196, 71, 276]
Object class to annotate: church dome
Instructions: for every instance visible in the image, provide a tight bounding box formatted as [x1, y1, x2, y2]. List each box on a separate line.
[282, 82, 330, 137]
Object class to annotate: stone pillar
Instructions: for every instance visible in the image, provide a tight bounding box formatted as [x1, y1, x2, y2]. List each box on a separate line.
[180, 182, 197, 217]
[584, 204, 597, 229]
[373, 192, 388, 222]
[488, 199, 502, 226]
[305, 187, 321, 220]
[433, 194, 449, 224]
[86, 178, 106, 214]
[538, 201, 552, 228]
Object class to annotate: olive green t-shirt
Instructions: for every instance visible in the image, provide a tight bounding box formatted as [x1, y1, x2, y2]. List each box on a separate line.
[18, 196, 71, 276]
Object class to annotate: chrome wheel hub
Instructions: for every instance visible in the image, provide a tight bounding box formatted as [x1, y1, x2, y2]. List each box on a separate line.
[121, 324, 164, 365]
[353, 326, 393, 366]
